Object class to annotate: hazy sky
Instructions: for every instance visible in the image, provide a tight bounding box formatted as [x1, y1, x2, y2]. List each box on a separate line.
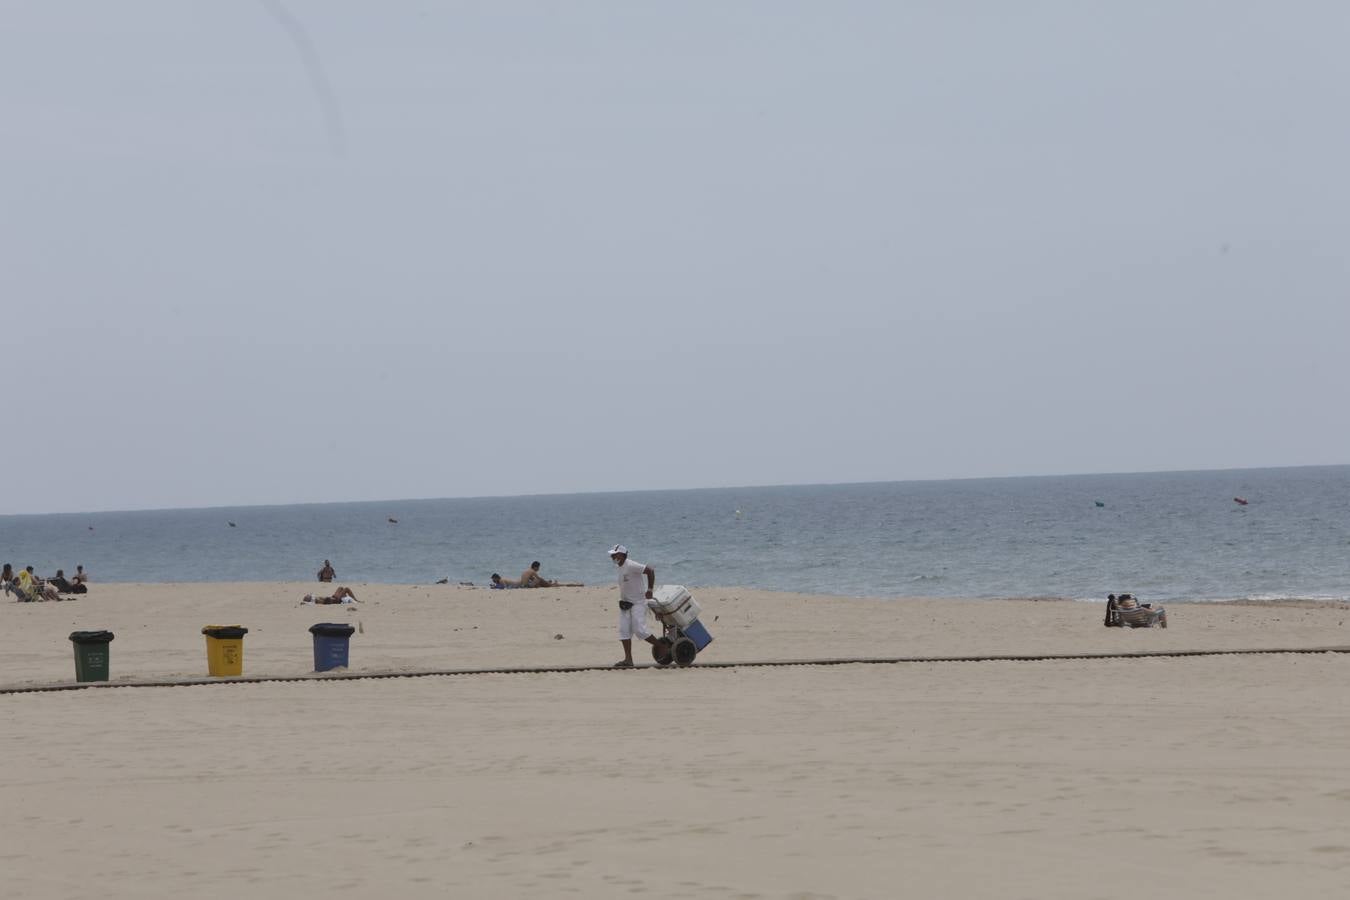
[5, 2, 1348, 514]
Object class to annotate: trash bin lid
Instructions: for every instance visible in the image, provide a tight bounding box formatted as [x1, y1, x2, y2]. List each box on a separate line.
[309, 622, 356, 637]
[69, 630, 115, 644]
[202, 625, 249, 639]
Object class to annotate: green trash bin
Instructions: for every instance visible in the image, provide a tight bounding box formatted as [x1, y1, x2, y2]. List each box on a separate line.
[69, 630, 115, 682]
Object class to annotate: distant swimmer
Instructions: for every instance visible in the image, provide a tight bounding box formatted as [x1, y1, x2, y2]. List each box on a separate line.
[388, 517, 399, 524]
[228, 521, 237, 527]
[1094, 501, 1105, 508]
[1234, 497, 1248, 506]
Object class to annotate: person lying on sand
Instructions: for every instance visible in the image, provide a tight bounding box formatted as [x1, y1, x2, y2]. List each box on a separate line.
[303, 587, 359, 605]
[491, 571, 583, 589]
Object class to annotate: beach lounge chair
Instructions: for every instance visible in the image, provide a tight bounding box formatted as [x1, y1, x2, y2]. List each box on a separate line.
[1116, 605, 1166, 628]
[1104, 595, 1167, 628]
[4, 582, 33, 602]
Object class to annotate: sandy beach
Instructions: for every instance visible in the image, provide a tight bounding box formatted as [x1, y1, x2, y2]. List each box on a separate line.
[5, 584, 1350, 898]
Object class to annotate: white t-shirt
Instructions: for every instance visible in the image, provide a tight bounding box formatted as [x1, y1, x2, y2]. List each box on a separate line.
[618, 558, 648, 604]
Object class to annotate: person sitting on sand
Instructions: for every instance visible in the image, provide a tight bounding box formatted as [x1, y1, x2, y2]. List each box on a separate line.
[65, 568, 89, 593]
[317, 560, 336, 583]
[303, 587, 359, 604]
[518, 561, 556, 588]
[3, 565, 30, 601]
[489, 573, 518, 589]
[8, 568, 61, 602]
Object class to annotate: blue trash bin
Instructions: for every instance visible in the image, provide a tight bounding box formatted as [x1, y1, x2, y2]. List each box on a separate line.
[309, 622, 356, 672]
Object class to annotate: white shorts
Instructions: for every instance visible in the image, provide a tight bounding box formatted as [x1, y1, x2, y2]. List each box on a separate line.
[617, 603, 650, 640]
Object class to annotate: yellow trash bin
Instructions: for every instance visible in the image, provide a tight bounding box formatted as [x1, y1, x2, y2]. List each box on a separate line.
[202, 625, 249, 676]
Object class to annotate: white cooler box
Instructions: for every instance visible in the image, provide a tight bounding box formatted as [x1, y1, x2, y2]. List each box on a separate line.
[648, 585, 701, 628]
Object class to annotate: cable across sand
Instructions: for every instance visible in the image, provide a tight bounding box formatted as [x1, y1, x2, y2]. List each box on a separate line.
[5, 645, 1350, 695]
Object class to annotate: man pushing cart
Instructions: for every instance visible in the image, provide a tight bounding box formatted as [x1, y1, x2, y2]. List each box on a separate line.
[608, 544, 713, 668]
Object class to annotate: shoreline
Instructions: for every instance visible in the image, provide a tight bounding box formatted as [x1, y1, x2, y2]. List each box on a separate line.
[19, 581, 1350, 606]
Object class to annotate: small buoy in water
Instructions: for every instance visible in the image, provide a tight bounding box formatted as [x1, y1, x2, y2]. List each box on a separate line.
[1094, 500, 1105, 508]
[735, 509, 742, 517]
[1233, 497, 1248, 506]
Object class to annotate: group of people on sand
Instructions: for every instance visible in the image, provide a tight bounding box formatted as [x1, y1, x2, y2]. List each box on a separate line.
[313, 556, 582, 595]
[305, 559, 356, 603]
[493, 545, 664, 668]
[3, 563, 89, 602]
[489, 561, 582, 590]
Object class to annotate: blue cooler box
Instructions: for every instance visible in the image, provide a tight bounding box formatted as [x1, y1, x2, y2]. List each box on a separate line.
[682, 619, 713, 651]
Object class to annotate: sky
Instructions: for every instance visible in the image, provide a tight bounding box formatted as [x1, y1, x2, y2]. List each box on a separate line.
[4, 1, 1348, 514]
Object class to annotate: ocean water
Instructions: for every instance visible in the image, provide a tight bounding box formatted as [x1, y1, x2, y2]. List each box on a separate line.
[3, 466, 1349, 602]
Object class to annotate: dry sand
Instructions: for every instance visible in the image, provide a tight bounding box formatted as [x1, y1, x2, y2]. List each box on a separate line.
[4, 583, 1350, 898]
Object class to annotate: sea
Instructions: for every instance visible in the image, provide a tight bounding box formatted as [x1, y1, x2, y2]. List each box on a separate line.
[3, 466, 1349, 603]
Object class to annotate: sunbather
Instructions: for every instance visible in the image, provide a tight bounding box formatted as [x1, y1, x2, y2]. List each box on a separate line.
[7, 569, 61, 601]
[1105, 593, 1167, 627]
[303, 587, 359, 604]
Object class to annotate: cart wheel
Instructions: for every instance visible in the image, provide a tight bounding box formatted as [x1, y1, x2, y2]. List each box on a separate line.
[651, 638, 673, 666]
[673, 637, 697, 667]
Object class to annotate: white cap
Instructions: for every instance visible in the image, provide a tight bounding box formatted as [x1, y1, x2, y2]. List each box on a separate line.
[608, 544, 627, 557]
